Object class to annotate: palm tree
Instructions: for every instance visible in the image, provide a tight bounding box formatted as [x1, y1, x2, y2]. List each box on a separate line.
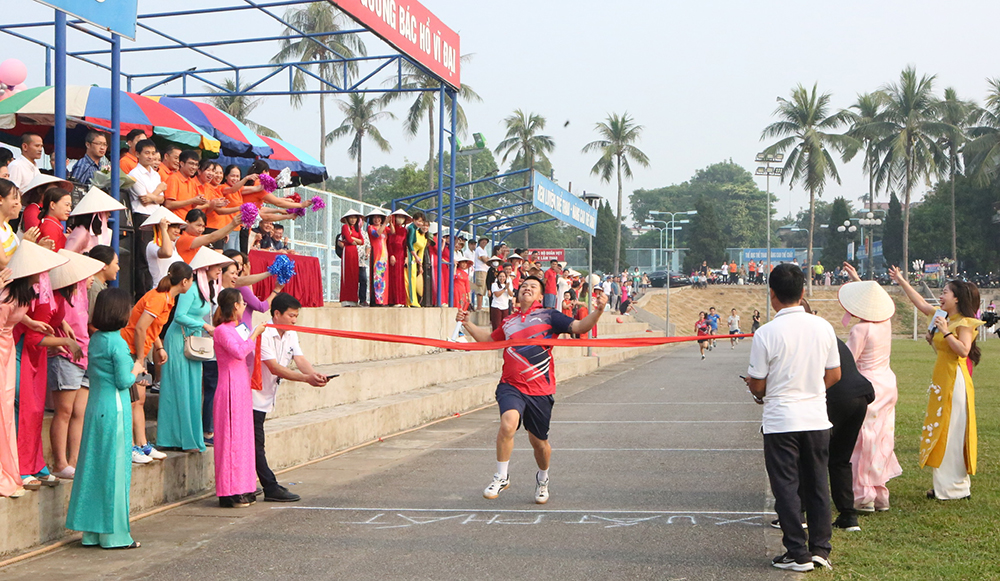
[494, 110, 555, 183]
[271, 2, 367, 166]
[379, 56, 481, 189]
[843, 91, 886, 279]
[964, 78, 1000, 188]
[326, 93, 394, 202]
[934, 88, 975, 274]
[582, 112, 650, 275]
[205, 78, 281, 138]
[762, 83, 855, 296]
[871, 67, 946, 277]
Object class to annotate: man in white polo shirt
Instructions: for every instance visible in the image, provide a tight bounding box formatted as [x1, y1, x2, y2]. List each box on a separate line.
[746, 263, 841, 573]
[254, 293, 330, 502]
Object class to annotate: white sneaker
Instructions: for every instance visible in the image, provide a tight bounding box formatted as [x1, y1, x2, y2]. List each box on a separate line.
[483, 473, 509, 499]
[812, 555, 833, 571]
[143, 444, 167, 460]
[132, 446, 152, 464]
[534, 477, 549, 504]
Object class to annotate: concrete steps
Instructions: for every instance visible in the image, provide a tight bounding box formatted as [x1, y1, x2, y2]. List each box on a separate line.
[1, 307, 664, 558]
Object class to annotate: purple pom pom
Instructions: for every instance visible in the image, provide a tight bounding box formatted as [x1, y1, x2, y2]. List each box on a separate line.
[259, 173, 278, 193]
[310, 196, 326, 212]
[286, 207, 306, 217]
[267, 254, 297, 285]
[240, 203, 259, 227]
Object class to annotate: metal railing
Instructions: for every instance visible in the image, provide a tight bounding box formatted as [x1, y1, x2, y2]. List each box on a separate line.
[280, 186, 386, 302]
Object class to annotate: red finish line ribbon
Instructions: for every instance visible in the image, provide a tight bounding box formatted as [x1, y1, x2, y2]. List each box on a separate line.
[267, 324, 753, 351]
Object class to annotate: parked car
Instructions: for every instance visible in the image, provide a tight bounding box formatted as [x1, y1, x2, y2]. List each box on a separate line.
[648, 270, 690, 288]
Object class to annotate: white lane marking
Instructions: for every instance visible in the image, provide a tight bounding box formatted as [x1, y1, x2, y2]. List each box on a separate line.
[558, 402, 757, 405]
[272, 507, 773, 515]
[550, 420, 761, 424]
[436, 447, 763, 452]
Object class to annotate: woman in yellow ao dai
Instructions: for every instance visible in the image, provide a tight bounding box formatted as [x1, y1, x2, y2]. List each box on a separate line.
[890, 267, 981, 501]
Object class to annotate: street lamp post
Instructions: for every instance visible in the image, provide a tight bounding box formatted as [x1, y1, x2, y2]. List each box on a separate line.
[645, 219, 667, 267]
[755, 153, 783, 321]
[649, 209, 697, 336]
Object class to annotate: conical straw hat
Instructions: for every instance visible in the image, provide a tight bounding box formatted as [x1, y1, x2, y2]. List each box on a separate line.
[70, 186, 126, 216]
[340, 209, 363, 223]
[21, 174, 72, 196]
[365, 207, 386, 219]
[838, 281, 895, 322]
[189, 247, 233, 271]
[48, 249, 105, 290]
[7, 240, 69, 281]
[140, 206, 187, 230]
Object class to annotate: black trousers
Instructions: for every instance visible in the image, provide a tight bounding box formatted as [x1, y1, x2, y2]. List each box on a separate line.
[764, 429, 832, 561]
[202, 361, 218, 434]
[254, 410, 280, 495]
[826, 395, 869, 518]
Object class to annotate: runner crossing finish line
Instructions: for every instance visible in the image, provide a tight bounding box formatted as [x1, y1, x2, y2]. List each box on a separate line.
[456, 274, 609, 505]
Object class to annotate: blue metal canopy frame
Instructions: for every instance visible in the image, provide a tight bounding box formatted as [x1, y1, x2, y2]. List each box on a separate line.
[1, 0, 459, 300]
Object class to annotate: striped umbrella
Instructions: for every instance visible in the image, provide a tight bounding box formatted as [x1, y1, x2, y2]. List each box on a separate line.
[217, 134, 327, 185]
[151, 96, 272, 157]
[0, 85, 220, 153]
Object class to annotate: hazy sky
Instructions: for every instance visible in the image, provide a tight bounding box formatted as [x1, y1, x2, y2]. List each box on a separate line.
[8, 0, 1000, 224]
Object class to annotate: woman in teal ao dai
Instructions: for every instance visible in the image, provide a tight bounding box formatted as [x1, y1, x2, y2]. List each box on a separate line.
[66, 288, 144, 549]
[156, 250, 227, 451]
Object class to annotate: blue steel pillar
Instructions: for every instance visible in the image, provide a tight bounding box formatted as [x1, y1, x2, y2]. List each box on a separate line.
[435, 84, 445, 305]
[53, 10, 66, 178]
[447, 88, 458, 307]
[109, 34, 122, 285]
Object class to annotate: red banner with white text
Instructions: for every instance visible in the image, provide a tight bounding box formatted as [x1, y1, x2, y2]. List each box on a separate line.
[328, 0, 460, 88]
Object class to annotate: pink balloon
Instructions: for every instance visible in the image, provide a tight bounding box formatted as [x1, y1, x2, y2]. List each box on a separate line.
[0, 59, 27, 87]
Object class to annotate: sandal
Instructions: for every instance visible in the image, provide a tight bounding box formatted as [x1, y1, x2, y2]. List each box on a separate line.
[35, 474, 60, 487]
[8, 487, 26, 498]
[21, 476, 41, 491]
[103, 541, 141, 550]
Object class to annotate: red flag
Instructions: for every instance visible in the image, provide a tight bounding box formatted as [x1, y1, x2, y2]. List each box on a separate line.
[251, 334, 263, 391]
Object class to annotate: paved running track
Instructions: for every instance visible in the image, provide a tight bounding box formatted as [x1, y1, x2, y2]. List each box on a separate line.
[2, 341, 801, 580]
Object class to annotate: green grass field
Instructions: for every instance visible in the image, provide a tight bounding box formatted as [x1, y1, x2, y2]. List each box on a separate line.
[829, 338, 1000, 580]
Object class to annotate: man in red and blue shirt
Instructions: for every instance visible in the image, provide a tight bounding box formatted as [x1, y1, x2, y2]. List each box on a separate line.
[542, 259, 561, 308]
[457, 275, 607, 504]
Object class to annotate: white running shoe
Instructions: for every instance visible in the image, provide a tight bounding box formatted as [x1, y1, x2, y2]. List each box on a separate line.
[132, 446, 152, 464]
[483, 473, 509, 499]
[143, 444, 167, 460]
[534, 477, 549, 504]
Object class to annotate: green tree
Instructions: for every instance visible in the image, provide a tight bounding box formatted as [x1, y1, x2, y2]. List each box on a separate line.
[205, 78, 281, 139]
[271, 3, 366, 166]
[822, 197, 856, 267]
[378, 57, 482, 189]
[963, 78, 1000, 187]
[908, 175, 1000, 271]
[871, 67, 945, 277]
[494, 110, 555, 182]
[326, 93, 394, 202]
[934, 87, 976, 274]
[684, 197, 725, 273]
[843, 92, 886, 278]
[582, 112, 651, 275]
[593, 199, 627, 272]
[494, 110, 555, 247]
[883, 192, 903, 267]
[762, 83, 856, 295]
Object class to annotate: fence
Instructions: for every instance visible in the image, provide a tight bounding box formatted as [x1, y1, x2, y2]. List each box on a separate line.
[282, 186, 385, 302]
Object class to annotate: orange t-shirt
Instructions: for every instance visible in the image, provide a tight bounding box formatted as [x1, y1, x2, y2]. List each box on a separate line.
[157, 164, 174, 183]
[202, 183, 231, 230]
[120, 289, 175, 358]
[175, 232, 199, 263]
[165, 173, 199, 220]
[205, 184, 243, 230]
[120, 152, 138, 175]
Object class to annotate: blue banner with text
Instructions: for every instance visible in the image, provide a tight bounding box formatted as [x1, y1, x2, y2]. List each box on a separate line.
[532, 171, 597, 236]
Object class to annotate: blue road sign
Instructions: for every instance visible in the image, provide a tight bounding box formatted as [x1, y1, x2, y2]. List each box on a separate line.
[532, 170, 597, 236]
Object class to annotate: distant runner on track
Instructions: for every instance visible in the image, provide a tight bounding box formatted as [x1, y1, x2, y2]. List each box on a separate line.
[456, 275, 608, 504]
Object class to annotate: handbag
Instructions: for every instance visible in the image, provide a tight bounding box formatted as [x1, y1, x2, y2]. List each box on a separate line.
[183, 329, 215, 361]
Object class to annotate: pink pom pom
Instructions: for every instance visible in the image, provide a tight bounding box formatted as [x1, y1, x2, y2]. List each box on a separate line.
[310, 196, 326, 212]
[240, 203, 259, 227]
[286, 207, 306, 217]
[259, 174, 278, 193]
